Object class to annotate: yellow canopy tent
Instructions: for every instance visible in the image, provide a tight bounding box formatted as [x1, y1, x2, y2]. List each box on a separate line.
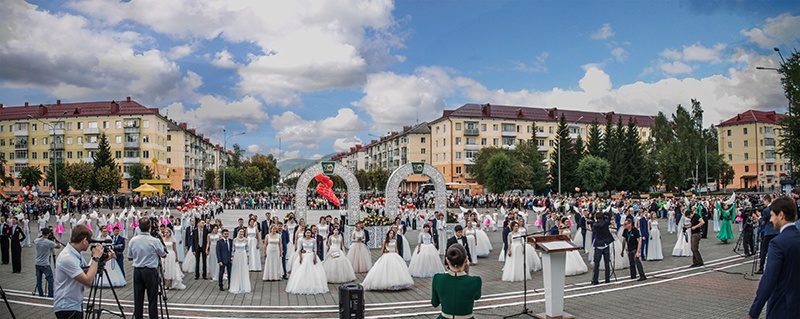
[133, 183, 160, 196]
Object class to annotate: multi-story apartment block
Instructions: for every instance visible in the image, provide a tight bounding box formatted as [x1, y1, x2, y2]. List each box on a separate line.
[0, 98, 225, 194]
[428, 103, 655, 190]
[166, 122, 225, 190]
[717, 110, 788, 190]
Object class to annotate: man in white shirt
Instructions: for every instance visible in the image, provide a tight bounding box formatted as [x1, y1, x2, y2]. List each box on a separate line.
[54, 225, 109, 319]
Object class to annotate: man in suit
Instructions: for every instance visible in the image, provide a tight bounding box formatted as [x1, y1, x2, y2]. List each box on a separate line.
[749, 196, 800, 319]
[9, 217, 26, 273]
[428, 219, 439, 250]
[260, 212, 271, 241]
[193, 220, 209, 280]
[0, 216, 10, 264]
[362, 221, 370, 246]
[278, 222, 289, 279]
[216, 229, 233, 291]
[501, 218, 511, 254]
[446, 225, 471, 265]
[590, 211, 614, 285]
[637, 210, 650, 260]
[233, 218, 246, 240]
[311, 225, 325, 261]
[111, 226, 126, 277]
[391, 225, 404, 257]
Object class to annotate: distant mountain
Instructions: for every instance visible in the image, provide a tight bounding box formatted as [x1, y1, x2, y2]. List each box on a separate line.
[277, 153, 337, 177]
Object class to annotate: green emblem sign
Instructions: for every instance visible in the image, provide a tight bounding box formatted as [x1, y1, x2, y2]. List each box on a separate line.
[412, 162, 425, 175]
[321, 161, 336, 175]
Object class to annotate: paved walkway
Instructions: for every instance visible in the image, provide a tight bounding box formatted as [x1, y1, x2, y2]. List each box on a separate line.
[1, 209, 762, 318]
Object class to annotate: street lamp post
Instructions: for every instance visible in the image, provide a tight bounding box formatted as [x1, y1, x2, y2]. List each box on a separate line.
[756, 47, 793, 181]
[222, 128, 245, 193]
[558, 115, 583, 195]
[28, 111, 68, 197]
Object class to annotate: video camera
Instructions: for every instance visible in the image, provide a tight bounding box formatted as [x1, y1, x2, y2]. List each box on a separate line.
[88, 239, 119, 265]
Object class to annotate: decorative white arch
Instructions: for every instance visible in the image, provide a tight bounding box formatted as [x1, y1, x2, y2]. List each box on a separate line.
[385, 162, 447, 217]
[294, 163, 360, 224]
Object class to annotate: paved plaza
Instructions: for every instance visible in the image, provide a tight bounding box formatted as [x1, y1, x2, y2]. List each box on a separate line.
[1, 209, 762, 318]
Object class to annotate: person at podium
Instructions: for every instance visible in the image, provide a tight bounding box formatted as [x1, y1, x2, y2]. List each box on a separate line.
[431, 244, 481, 319]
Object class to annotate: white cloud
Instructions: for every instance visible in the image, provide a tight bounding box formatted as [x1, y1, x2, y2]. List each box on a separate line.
[660, 49, 683, 60]
[70, 0, 403, 106]
[163, 95, 268, 135]
[741, 13, 800, 49]
[268, 148, 302, 162]
[308, 154, 324, 160]
[513, 52, 549, 73]
[659, 61, 695, 75]
[168, 44, 194, 60]
[590, 23, 614, 40]
[271, 108, 367, 150]
[246, 144, 264, 153]
[682, 43, 726, 63]
[0, 0, 199, 105]
[610, 47, 628, 62]
[211, 50, 240, 68]
[333, 136, 363, 153]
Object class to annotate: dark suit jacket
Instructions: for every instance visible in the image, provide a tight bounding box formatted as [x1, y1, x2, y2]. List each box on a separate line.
[9, 225, 25, 247]
[591, 216, 614, 248]
[446, 235, 471, 262]
[216, 238, 233, 265]
[185, 226, 194, 252]
[315, 235, 325, 260]
[280, 229, 290, 255]
[501, 224, 511, 252]
[749, 224, 800, 318]
[233, 226, 246, 239]
[112, 235, 126, 265]
[260, 220, 270, 240]
[193, 226, 209, 252]
[364, 228, 370, 245]
[394, 234, 404, 256]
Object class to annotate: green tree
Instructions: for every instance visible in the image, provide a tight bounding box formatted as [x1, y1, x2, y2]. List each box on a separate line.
[0, 155, 10, 186]
[577, 155, 610, 193]
[219, 166, 243, 190]
[95, 166, 121, 193]
[366, 168, 389, 191]
[126, 163, 153, 189]
[468, 147, 505, 186]
[511, 135, 548, 192]
[549, 114, 579, 194]
[719, 163, 735, 190]
[605, 118, 626, 190]
[243, 153, 280, 190]
[485, 152, 512, 193]
[586, 120, 604, 157]
[203, 169, 216, 190]
[242, 166, 265, 190]
[63, 162, 93, 192]
[355, 169, 369, 190]
[44, 162, 70, 194]
[777, 49, 800, 179]
[229, 144, 245, 169]
[91, 133, 115, 191]
[19, 166, 42, 187]
[284, 176, 299, 188]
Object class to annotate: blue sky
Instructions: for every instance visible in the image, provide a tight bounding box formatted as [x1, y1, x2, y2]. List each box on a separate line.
[1, 0, 798, 162]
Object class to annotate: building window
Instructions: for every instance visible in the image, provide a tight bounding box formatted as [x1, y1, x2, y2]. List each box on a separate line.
[167, 135, 172, 141]
[727, 130, 731, 136]
[744, 140, 748, 147]
[43, 152, 48, 159]
[744, 166, 750, 172]
[67, 122, 73, 130]
[493, 124, 499, 131]
[435, 140, 438, 148]
[455, 152, 462, 160]
[443, 139, 446, 146]
[421, 148, 426, 154]
[143, 150, 150, 158]
[103, 121, 109, 129]
[77, 137, 83, 144]
[115, 151, 121, 159]
[744, 153, 749, 160]
[31, 138, 36, 146]
[142, 135, 149, 143]
[67, 137, 72, 145]
[455, 137, 462, 145]
[77, 151, 83, 158]
[761, 165, 765, 171]
[643, 131, 647, 138]
[143, 120, 150, 128]
[743, 128, 748, 135]
[481, 138, 487, 146]
[420, 137, 426, 143]
[728, 154, 732, 161]
[167, 158, 171, 164]
[32, 124, 37, 131]
[455, 123, 461, 131]
[502, 137, 514, 145]
[167, 146, 171, 152]
[443, 153, 446, 160]
[31, 152, 37, 159]
[88, 122, 97, 128]
[456, 166, 462, 174]
[67, 152, 72, 159]
[493, 138, 499, 146]
[43, 137, 48, 145]
[481, 124, 487, 131]
[116, 136, 122, 144]
[116, 121, 122, 129]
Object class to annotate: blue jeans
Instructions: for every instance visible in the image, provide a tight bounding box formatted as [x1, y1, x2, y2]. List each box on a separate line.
[35, 265, 53, 297]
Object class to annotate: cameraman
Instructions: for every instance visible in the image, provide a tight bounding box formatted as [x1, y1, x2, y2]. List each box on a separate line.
[756, 195, 775, 274]
[128, 217, 167, 319]
[589, 211, 614, 285]
[53, 224, 110, 319]
[35, 227, 61, 297]
[742, 207, 755, 257]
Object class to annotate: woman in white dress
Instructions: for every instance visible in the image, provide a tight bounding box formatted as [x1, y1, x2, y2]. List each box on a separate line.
[228, 229, 251, 294]
[464, 222, 479, 265]
[94, 228, 126, 288]
[173, 218, 185, 263]
[286, 228, 329, 294]
[667, 207, 676, 234]
[206, 225, 221, 281]
[347, 222, 372, 273]
[162, 229, 186, 290]
[471, 213, 492, 257]
[671, 211, 693, 257]
[246, 219, 262, 271]
[408, 224, 445, 278]
[287, 219, 306, 274]
[647, 213, 664, 261]
[262, 225, 283, 281]
[608, 219, 629, 270]
[182, 220, 196, 273]
[519, 225, 542, 272]
[559, 217, 588, 276]
[502, 222, 530, 282]
[361, 229, 414, 291]
[323, 224, 356, 283]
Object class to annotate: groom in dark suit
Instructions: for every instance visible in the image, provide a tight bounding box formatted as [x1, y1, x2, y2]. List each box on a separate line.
[446, 225, 471, 265]
[193, 220, 209, 280]
[749, 197, 800, 319]
[312, 225, 325, 261]
[391, 225, 404, 257]
[216, 229, 233, 291]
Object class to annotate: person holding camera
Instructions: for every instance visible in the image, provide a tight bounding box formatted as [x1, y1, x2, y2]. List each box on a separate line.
[589, 211, 614, 285]
[35, 227, 61, 297]
[756, 195, 775, 274]
[127, 217, 168, 319]
[53, 224, 112, 319]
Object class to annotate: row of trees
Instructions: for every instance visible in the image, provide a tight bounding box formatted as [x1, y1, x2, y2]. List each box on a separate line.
[468, 138, 547, 194]
[212, 145, 281, 191]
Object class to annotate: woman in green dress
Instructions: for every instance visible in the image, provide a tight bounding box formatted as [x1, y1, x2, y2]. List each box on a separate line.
[715, 201, 735, 243]
[431, 244, 482, 319]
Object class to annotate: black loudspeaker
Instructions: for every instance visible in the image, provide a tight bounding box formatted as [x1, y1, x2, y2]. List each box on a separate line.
[339, 284, 365, 319]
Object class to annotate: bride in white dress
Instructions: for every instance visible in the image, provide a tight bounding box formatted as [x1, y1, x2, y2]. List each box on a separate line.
[519, 225, 542, 272]
[671, 211, 693, 257]
[464, 222, 479, 265]
[347, 223, 372, 273]
[470, 213, 492, 257]
[361, 229, 414, 291]
[228, 230, 251, 294]
[94, 228, 126, 288]
[162, 229, 186, 290]
[559, 218, 588, 276]
[262, 225, 283, 281]
[286, 229, 329, 294]
[502, 222, 530, 282]
[647, 213, 664, 261]
[322, 225, 356, 283]
[408, 224, 445, 278]
[246, 220, 262, 271]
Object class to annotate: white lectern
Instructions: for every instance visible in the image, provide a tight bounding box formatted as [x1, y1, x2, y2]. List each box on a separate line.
[533, 235, 580, 319]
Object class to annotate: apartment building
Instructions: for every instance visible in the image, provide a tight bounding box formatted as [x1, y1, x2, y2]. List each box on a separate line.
[428, 103, 655, 189]
[717, 110, 788, 190]
[166, 121, 225, 190]
[0, 98, 224, 193]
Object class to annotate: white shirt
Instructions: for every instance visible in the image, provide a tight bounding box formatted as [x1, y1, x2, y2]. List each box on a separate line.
[779, 223, 794, 234]
[54, 244, 87, 312]
[127, 234, 167, 268]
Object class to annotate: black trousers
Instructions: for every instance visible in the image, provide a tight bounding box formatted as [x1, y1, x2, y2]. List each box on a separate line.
[55, 310, 83, 319]
[627, 249, 645, 279]
[10, 242, 21, 272]
[759, 234, 776, 271]
[133, 267, 159, 319]
[0, 237, 8, 264]
[218, 262, 232, 289]
[195, 249, 207, 278]
[743, 229, 755, 256]
[592, 246, 610, 284]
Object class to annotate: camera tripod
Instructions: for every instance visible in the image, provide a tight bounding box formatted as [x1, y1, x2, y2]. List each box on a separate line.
[1, 283, 16, 319]
[732, 227, 761, 276]
[156, 259, 171, 319]
[85, 260, 125, 319]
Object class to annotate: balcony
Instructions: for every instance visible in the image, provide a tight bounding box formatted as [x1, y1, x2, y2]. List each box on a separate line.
[764, 131, 775, 139]
[123, 126, 140, 134]
[464, 128, 479, 136]
[501, 130, 517, 137]
[14, 158, 28, 164]
[13, 172, 21, 178]
[84, 127, 101, 135]
[82, 157, 94, 164]
[538, 145, 549, 152]
[765, 145, 775, 151]
[52, 128, 65, 136]
[569, 133, 579, 139]
[84, 142, 98, 149]
[535, 131, 548, 138]
[123, 157, 139, 164]
[464, 158, 475, 165]
[766, 170, 776, 176]
[501, 144, 516, 150]
[124, 142, 139, 149]
[185, 140, 190, 146]
[123, 173, 131, 179]
[51, 142, 65, 149]
[13, 129, 28, 137]
[765, 157, 776, 164]
[464, 144, 480, 151]
[14, 144, 28, 150]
